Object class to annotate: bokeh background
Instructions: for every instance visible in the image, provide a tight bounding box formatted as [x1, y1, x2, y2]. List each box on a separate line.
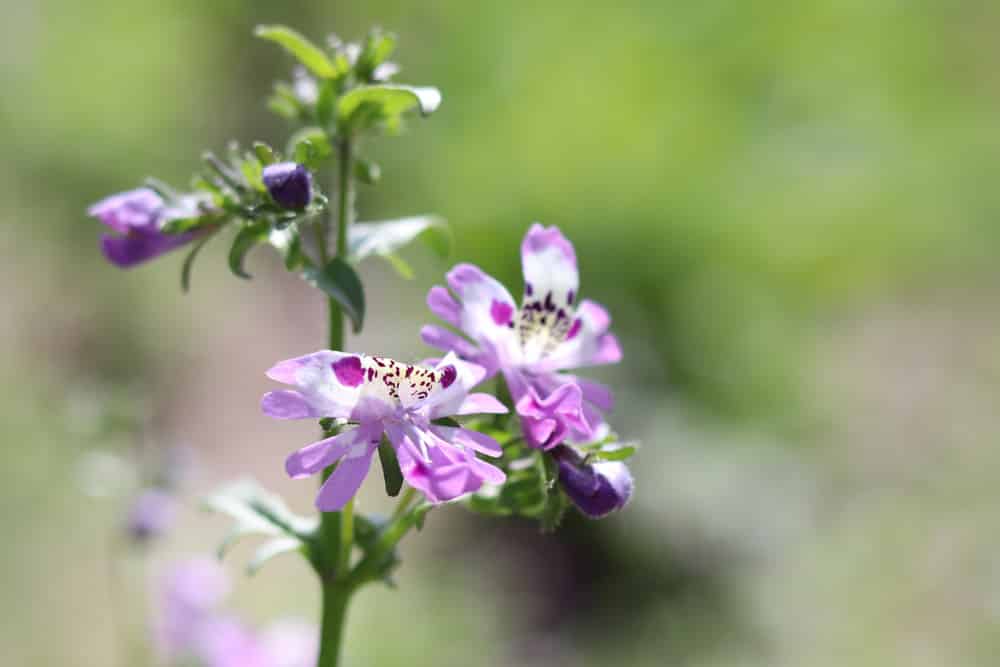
[3, 1, 1000, 665]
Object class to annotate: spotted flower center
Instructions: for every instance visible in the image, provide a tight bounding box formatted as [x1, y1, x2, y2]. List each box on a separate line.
[517, 282, 577, 362]
[332, 355, 456, 407]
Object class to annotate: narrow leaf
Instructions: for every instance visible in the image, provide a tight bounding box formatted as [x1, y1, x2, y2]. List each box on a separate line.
[180, 231, 215, 293]
[228, 221, 270, 279]
[379, 253, 414, 280]
[302, 257, 366, 333]
[377, 436, 404, 497]
[254, 25, 342, 79]
[247, 537, 303, 576]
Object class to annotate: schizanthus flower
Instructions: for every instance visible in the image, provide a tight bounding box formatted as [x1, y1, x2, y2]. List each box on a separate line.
[423, 224, 622, 450]
[261, 351, 507, 510]
[88, 188, 206, 267]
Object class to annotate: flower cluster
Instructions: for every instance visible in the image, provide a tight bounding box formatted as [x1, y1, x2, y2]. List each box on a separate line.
[262, 224, 633, 518]
[156, 558, 316, 667]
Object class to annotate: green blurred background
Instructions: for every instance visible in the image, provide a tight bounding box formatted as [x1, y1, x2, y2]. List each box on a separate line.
[3, 1, 1000, 665]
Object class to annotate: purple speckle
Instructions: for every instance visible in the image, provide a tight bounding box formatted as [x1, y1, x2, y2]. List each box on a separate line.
[521, 224, 578, 267]
[567, 290, 575, 305]
[332, 356, 364, 387]
[566, 318, 582, 340]
[525, 282, 534, 297]
[440, 365, 457, 388]
[490, 299, 514, 326]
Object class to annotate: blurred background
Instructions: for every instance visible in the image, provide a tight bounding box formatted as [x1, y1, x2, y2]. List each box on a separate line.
[3, 1, 1000, 665]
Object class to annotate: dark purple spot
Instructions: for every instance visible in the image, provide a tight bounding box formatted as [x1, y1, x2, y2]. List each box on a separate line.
[332, 356, 364, 387]
[566, 318, 582, 340]
[367, 368, 375, 381]
[490, 299, 513, 326]
[544, 291, 556, 312]
[440, 365, 457, 388]
[567, 290, 575, 305]
[525, 282, 534, 296]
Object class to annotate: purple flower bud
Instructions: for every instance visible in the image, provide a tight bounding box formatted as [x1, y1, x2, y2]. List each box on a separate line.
[263, 162, 312, 210]
[552, 445, 633, 519]
[125, 488, 176, 543]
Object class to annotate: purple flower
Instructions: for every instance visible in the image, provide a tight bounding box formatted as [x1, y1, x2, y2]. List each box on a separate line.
[259, 620, 319, 667]
[125, 487, 176, 543]
[261, 351, 508, 510]
[552, 445, 633, 518]
[154, 558, 230, 662]
[262, 162, 312, 210]
[422, 224, 622, 449]
[88, 188, 202, 268]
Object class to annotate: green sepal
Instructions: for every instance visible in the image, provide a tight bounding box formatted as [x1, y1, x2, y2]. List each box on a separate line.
[376, 436, 404, 497]
[180, 230, 216, 293]
[286, 127, 332, 169]
[253, 141, 276, 165]
[228, 220, 271, 279]
[254, 25, 345, 79]
[355, 28, 397, 81]
[302, 257, 366, 333]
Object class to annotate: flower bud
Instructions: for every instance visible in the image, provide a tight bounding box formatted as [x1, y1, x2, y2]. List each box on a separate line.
[263, 162, 312, 210]
[552, 445, 633, 519]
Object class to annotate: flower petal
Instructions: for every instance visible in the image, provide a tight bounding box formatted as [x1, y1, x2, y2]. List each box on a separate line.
[389, 426, 504, 502]
[314, 441, 378, 511]
[441, 263, 520, 366]
[453, 392, 508, 416]
[264, 351, 369, 420]
[285, 425, 378, 479]
[261, 390, 321, 420]
[517, 224, 580, 364]
[426, 286, 461, 328]
[429, 425, 503, 457]
[420, 325, 485, 365]
[101, 229, 194, 268]
[89, 188, 163, 234]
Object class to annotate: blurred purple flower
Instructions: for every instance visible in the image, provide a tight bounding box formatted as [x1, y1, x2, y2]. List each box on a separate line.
[125, 487, 176, 543]
[197, 616, 271, 667]
[260, 620, 319, 667]
[262, 163, 312, 210]
[552, 445, 633, 518]
[261, 351, 507, 510]
[422, 224, 622, 449]
[154, 557, 230, 662]
[88, 188, 205, 268]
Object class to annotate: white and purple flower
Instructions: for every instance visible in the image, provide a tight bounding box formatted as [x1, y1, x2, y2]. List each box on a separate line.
[88, 188, 207, 268]
[422, 224, 622, 450]
[261, 351, 507, 510]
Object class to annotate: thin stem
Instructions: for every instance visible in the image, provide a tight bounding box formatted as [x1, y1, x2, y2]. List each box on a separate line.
[317, 579, 352, 667]
[315, 132, 357, 667]
[337, 498, 354, 578]
[391, 486, 418, 520]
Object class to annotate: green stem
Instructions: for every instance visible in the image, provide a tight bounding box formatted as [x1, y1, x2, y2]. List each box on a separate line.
[317, 579, 353, 667]
[315, 132, 356, 667]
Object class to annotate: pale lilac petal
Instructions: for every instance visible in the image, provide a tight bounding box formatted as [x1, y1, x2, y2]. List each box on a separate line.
[264, 350, 365, 419]
[519, 224, 579, 324]
[426, 286, 461, 328]
[261, 390, 321, 420]
[429, 425, 503, 457]
[285, 427, 374, 479]
[89, 188, 163, 233]
[420, 324, 482, 360]
[314, 443, 378, 510]
[260, 620, 318, 667]
[389, 427, 504, 502]
[563, 375, 614, 411]
[454, 393, 508, 416]
[443, 263, 520, 365]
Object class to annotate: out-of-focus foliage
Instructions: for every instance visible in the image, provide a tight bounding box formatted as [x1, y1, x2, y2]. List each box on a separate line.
[2, 1, 1000, 666]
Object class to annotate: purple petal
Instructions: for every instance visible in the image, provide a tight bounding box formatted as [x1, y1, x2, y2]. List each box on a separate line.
[515, 383, 590, 450]
[454, 392, 508, 416]
[554, 446, 633, 519]
[263, 350, 365, 419]
[285, 429, 357, 479]
[88, 188, 163, 233]
[261, 390, 320, 420]
[314, 444, 377, 510]
[521, 223, 577, 268]
[426, 286, 461, 327]
[100, 229, 194, 268]
[420, 325, 482, 362]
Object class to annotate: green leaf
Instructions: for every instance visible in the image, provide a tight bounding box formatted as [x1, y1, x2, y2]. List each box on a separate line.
[586, 444, 638, 462]
[240, 153, 265, 192]
[302, 257, 366, 333]
[286, 127, 332, 170]
[354, 158, 381, 185]
[379, 253, 414, 280]
[348, 216, 452, 266]
[253, 141, 276, 165]
[228, 221, 270, 279]
[377, 436, 404, 497]
[337, 85, 442, 132]
[180, 231, 215, 293]
[202, 479, 317, 559]
[315, 79, 337, 128]
[269, 225, 305, 271]
[254, 25, 343, 79]
[161, 216, 204, 235]
[247, 537, 304, 576]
